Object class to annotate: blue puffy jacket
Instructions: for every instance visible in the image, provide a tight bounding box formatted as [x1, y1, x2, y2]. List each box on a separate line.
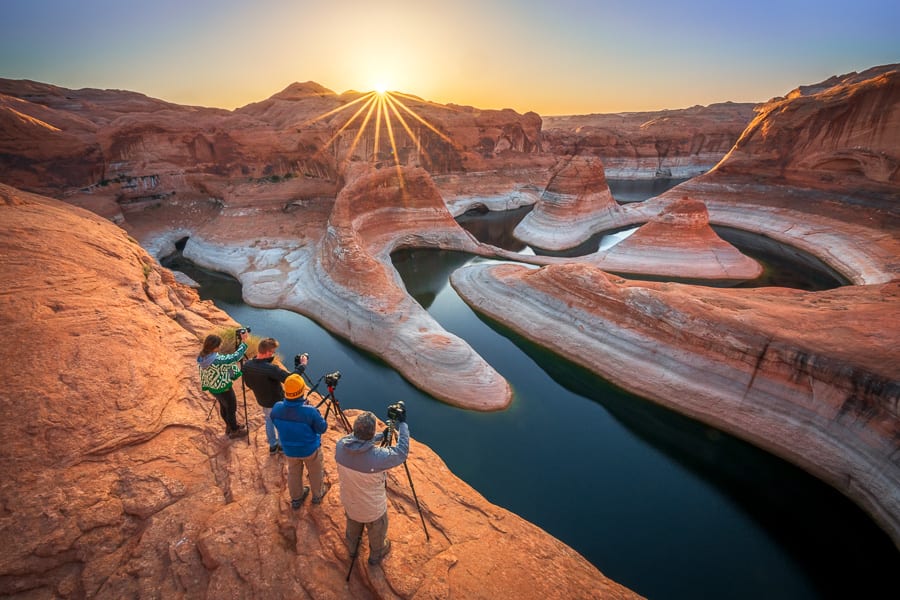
[271, 398, 328, 458]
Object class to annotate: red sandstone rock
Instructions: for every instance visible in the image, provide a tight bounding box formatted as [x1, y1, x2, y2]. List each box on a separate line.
[0, 184, 639, 598]
[592, 196, 762, 281]
[309, 164, 513, 410]
[514, 155, 621, 250]
[653, 64, 900, 285]
[716, 64, 900, 190]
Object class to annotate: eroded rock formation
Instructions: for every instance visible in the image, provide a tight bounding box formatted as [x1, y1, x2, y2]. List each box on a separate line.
[0, 184, 639, 598]
[588, 196, 763, 281]
[514, 155, 621, 250]
[1, 64, 897, 556]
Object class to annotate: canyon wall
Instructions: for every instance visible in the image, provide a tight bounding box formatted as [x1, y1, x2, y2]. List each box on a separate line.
[542, 102, 756, 179]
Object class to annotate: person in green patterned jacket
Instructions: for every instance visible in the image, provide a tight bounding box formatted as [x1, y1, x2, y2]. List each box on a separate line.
[198, 330, 250, 438]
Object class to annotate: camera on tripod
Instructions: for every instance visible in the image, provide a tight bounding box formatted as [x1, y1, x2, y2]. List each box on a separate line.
[387, 401, 406, 423]
[325, 370, 342, 387]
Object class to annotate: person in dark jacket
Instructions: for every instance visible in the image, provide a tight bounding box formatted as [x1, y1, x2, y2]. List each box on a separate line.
[197, 330, 249, 438]
[241, 337, 308, 454]
[271, 374, 330, 509]
[335, 408, 409, 566]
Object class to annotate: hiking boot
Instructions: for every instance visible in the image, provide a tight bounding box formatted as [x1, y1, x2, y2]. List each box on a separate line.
[291, 486, 310, 510]
[368, 540, 391, 565]
[228, 426, 248, 439]
[312, 481, 331, 504]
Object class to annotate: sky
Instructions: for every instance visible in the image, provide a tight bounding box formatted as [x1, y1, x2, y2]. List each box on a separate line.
[1, 0, 897, 116]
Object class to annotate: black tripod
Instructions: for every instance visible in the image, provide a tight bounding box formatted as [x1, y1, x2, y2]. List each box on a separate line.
[233, 329, 251, 446]
[381, 420, 429, 541]
[304, 373, 352, 433]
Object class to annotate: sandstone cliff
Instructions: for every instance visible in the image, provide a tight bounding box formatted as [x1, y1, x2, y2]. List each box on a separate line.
[542, 102, 757, 179]
[0, 184, 639, 598]
[715, 64, 900, 191]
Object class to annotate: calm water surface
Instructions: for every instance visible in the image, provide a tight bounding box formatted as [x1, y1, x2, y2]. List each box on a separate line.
[163, 181, 897, 599]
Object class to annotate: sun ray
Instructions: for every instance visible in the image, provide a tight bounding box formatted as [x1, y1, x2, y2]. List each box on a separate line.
[388, 94, 457, 147]
[391, 91, 462, 113]
[342, 95, 380, 166]
[311, 93, 379, 162]
[299, 86, 460, 176]
[373, 94, 383, 160]
[297, 91, 375, 129]
[380, 94, 406, 190]
[384, 93, 435, 168]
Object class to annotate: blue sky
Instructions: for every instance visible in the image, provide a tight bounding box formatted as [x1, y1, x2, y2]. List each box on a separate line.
[1, 0, 897, 114]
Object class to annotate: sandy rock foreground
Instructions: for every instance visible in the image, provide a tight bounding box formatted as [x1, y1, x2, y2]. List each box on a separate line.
[0, 185, 640, 599]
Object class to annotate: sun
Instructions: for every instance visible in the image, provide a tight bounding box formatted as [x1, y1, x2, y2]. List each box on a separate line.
[374, 82, 388, 95]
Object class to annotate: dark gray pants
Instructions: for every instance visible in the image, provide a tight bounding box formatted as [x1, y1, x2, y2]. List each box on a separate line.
[346, 511, 388, 561]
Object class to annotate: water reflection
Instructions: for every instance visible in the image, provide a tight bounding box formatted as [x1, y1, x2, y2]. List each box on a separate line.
[456, 205, 531, 252]
[608, 177, 690, 202]
[392, 248, 471, 308]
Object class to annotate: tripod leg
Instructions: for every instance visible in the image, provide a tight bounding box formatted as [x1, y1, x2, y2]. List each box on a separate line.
[346, 525, 364, 581]
[338, 407, 352, 433]
[404, 461, 430, 541]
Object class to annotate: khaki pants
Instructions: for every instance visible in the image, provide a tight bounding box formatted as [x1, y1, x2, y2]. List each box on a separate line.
[286, 448, 325, 501]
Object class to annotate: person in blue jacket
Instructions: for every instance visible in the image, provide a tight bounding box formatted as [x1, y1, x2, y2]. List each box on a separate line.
[271, 374, 330, 509]
[197, 330, 249, 438]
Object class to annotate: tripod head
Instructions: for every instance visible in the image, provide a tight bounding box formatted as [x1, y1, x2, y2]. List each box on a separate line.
[307, 369, 351, 432]
[379, 401, 406, 447]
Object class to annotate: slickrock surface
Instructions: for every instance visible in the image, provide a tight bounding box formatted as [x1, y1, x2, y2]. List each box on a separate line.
[0, 184, 640, 599]
[512, 159, 762, 281]
[450, 262, 900, 547]
[542, 102, 756, 178]
[289, 164, 513, 410]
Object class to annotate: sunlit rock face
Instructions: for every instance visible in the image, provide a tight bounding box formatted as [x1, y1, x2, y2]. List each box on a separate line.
[658, 64, 900, 285]
[0, 79, 545, 209]
[542, 102, 757, 179]
[514, 155, 620, 250]
[451, 261, 900, 548]
[715, 64, 900, 190]
[0, 184, 639, 599]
